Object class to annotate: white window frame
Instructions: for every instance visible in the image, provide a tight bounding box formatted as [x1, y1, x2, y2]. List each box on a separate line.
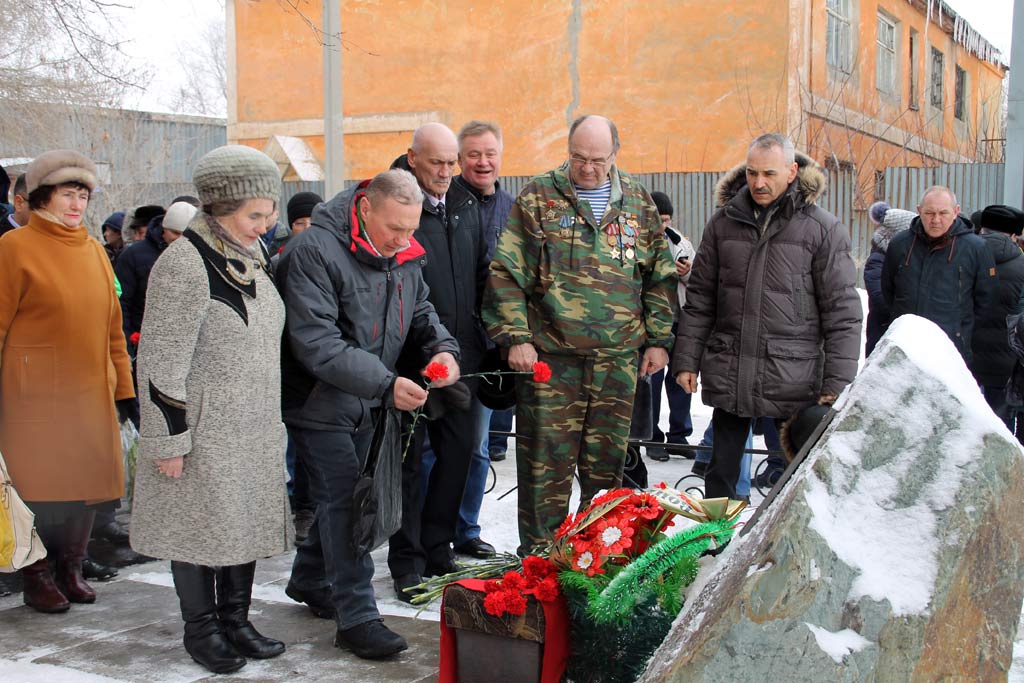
[930, 47, 945, 109]
[826, 0, 854, 75]
[954, 65, 968, 121]
[876, 14, 897, 94]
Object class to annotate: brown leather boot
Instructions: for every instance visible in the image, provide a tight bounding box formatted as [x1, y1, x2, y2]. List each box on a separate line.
[59, 510, 97, 603]
[22, 558, 70, 613]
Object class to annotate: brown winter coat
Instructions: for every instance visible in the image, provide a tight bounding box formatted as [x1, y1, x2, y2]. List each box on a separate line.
[0, 212, 135, 502]
[672, 153, 862, 418]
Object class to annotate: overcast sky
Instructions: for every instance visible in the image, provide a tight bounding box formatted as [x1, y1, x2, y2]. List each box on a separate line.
[113, 0, 1016, 117]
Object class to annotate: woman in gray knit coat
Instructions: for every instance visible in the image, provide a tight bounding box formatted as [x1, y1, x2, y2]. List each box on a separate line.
[130, 145, 290, 674]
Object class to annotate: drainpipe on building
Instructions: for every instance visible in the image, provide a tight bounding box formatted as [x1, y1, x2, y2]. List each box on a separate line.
[323, 0, 345, 198]
[1004, 0, 1024, 206]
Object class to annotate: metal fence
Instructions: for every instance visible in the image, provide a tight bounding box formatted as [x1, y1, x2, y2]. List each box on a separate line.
[281, 162, 1007, 272]
[882, 163, 1004, 217]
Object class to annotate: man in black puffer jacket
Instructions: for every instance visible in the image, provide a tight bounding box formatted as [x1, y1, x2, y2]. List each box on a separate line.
[970, 204, 1024, 428]
[882, 186, 995, 370]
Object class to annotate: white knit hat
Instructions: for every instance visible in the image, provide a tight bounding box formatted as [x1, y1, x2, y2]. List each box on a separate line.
[193, 145, 281, 207]
[162, 201, 198, 232]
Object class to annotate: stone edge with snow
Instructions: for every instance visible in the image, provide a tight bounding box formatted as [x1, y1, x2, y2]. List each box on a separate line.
[640, 315, 1024, 682]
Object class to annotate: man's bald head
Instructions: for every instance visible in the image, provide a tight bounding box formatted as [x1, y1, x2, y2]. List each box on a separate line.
[408, 123, 458, 199]
[567, 115, 619, 189]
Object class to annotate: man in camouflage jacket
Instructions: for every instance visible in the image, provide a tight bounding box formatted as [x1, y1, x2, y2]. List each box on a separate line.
[482, 115, 676, 555]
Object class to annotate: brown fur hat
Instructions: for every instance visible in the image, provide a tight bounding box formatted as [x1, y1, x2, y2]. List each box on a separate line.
[26, 149, 98, 193]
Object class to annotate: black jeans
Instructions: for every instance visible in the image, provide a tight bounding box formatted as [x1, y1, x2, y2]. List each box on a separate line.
[288, 426, 378, 630]
[387, 398, 482, 578]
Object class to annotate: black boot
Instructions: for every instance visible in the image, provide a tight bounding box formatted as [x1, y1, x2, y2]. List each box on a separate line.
[171, 561, 246, 674]
[216, 562, 285, 659]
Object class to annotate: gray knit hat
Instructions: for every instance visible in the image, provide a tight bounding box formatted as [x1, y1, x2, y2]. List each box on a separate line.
[193, 145, 281, 207]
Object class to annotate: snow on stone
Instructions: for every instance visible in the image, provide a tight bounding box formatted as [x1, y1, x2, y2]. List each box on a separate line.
[804, 624, 872, 664]
[806, 314, 1015, 616]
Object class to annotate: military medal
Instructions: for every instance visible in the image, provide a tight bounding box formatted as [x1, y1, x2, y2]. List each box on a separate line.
[625, 247, 635, 259]
[558, 213, 573, 237]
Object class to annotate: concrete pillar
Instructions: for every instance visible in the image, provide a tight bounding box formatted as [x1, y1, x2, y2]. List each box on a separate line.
[1004, 0, 1024, 206]
[323, 0, 345, 197]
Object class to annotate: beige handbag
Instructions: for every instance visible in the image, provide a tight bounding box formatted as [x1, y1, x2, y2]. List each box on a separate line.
[0, 450, 47, 572]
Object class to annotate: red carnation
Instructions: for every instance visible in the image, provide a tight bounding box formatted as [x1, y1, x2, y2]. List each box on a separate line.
[483, 590, 508, 616]
[532, 576, 560, 602]
[532, 361, 552, 383]
[424, 361, 449, 383]
[502, 589, 528, 615]
[522, 555, 555, 581]
[501, 571, 525, 590]
[129, 332, 141, 345]
[546, 200, 555, 207]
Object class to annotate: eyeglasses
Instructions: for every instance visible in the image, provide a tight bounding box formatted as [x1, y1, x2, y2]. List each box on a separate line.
[569, 152, 614, 169]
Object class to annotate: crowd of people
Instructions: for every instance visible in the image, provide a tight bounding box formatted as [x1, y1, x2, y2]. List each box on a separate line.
[1, 117, 1021, 673]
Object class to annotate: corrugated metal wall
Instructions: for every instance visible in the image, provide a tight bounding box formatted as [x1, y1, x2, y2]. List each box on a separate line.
[883, 163, 1004, 217]
[283, 163, 1007, 273]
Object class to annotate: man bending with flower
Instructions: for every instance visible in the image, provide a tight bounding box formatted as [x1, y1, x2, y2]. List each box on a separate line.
[482, 115, 676, 555]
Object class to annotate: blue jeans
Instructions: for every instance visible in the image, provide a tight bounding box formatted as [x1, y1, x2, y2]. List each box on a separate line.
[488, 407, 514, 455]
[288, 426, 379, 630]
[650, 369, 693, 443]
[420, 400, 490, 545]
[696, 420, 752, 496]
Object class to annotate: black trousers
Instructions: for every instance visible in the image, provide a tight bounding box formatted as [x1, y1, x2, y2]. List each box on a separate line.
[387, 397, 482, 578]
[705, 408, 782, 499]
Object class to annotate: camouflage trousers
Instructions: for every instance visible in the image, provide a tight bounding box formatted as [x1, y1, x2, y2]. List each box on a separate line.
[514, 351, 639, 555]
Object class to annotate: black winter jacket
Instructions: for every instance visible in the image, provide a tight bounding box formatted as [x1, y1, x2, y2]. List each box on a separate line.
[863, 248, 886, 357]
[882, 216, 995, 367]
[393, 157, 490, 374]
[115, 216, 166, 342]
[673, 153, 862, 418]
[277, 181, 458, 432]
[971, 231, 1024, 385]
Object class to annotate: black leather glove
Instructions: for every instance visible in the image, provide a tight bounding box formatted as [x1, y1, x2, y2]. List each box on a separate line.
[116, 398, 140, 428]
[422, 381, 473, 421]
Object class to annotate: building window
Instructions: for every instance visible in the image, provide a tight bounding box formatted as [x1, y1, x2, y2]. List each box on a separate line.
[909, 29, 920, 109]
[826, 0, 853, 74]
[876, 14, 897, 94]
[954, 66, 967, 120]
[930, 47, 944, 108]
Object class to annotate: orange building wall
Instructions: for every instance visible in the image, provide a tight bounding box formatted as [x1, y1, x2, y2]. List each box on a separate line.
[230, 0, 1005, 186]
[800, 0, 1005, 204]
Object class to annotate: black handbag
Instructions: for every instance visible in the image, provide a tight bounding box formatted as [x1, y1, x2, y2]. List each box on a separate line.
[350, 408, 402, 556]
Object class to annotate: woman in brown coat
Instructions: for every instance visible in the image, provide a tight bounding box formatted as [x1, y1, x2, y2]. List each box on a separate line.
[0, 150, 135, 612]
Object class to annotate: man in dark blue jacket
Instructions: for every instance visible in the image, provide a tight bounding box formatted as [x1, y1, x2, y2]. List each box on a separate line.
[882, 186, 996, 369]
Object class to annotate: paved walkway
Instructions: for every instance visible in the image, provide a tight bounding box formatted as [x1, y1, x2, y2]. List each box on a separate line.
[0, 431, 748, 682]
[0, 551, 442, 683]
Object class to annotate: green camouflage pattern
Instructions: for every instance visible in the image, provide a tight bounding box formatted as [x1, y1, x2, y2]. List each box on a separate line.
[482, 162, 676, 354]
[514, 352, 639, 555]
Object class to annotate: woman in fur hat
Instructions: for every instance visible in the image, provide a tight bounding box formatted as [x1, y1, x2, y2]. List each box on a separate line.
[0, 150, 136, 613]
[129, 145, 290, 674]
